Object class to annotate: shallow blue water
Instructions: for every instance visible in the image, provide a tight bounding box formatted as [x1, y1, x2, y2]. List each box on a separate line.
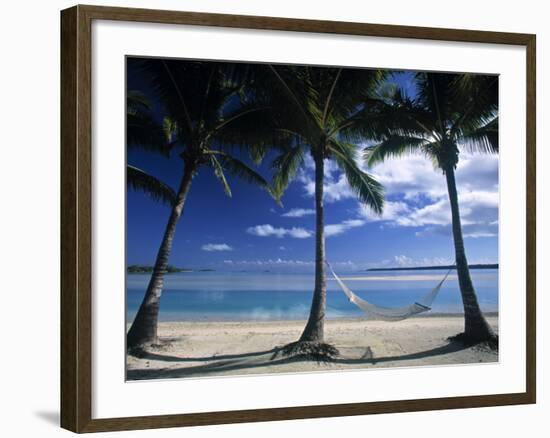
[126, 270, 499, 322]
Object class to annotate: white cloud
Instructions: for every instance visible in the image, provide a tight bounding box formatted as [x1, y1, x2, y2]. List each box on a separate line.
[246, 224, 313, 239]
[325, 219, 366, 237]
[282, 208, 315, 218]
[396, 199, 451, 227]
[368, 152, 498, 200]
[324, 176, 355, 202]
[370, 253, 497, 269]
[394, 190, 498, 238]
[201, 243, 233, 252]
[393, 255, 414, 267]
[365, 152, 498, 238]
[376, 254, 498, 268]
[369, 154, 445, 201]
[249, 218, 368, 240]
[359, 200, 411, 222]
[223, 258, 314, 266]
[289, 150, 498, 239]
[300, 172, 355, 203]
[222, 258, 358, 271]
[462, 231, 497, 238]
[297, 157, 356, 203]
[375, 255, 455, 269]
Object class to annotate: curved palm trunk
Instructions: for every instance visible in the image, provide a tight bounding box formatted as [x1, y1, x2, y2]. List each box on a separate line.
[445, 165, 494, 341]
[299, 150, 326, 343]
[127, 162, 197, 350]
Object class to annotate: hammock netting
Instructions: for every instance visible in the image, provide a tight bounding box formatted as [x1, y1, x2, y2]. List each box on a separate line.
[327, 263, 453, 321]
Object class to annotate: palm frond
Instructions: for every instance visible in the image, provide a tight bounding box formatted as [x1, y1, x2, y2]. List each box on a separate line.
[127, 90, 172, 156]
[415, 72, 457, 134]
[450, 74, 498, 137]
[160, 59, 195, 140]
[270, 144, 307, 201]
[162, 117, 178, 143]
[214, 153, 272, 194]
[127, 165, 176, 206]
[209, 155, 232, 197]
[324, 69, 387, 122]
[364, 135, 429, 166]
[346, 70, 498, 176]
[127, 115, 171, 156]
[132, 58, 242, 148]
[329, 140, 384, 214]
[337, 93, 434, 143]
[127, 90, 151, 115]
[321, 68, 342, 125]
[458, 117, 499, 153]
[211, 104, 275, 162]
[268, 65, 319, 131]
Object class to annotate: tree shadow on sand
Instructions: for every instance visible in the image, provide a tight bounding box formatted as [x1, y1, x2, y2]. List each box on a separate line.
[132, 347, 278, 363]
[333, 340, 470, 365]
[127, 338, 486, 380]
[127, 351, 298, 380]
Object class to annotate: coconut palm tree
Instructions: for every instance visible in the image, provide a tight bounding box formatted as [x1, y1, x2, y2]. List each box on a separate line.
[126, 58, 276, 351]
[364, 72, 498, 344]
[254, 65, 385, 356]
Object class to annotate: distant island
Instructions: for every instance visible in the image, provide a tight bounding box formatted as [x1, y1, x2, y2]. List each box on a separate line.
[367, 263, 498, 272]
[127, 265, 194, 274]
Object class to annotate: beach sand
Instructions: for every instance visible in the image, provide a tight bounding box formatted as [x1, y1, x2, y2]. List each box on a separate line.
[127, 314, 498, 380]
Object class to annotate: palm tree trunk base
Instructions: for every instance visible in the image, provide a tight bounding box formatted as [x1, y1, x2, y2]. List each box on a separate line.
[448, 332, 499, 351]
[127, 346, 150, 358]
[275, 341, 340, 362]
[127, 338, 173, 357]
[127, 330, 158, 353]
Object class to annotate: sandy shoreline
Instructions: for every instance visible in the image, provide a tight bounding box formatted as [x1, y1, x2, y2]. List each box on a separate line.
[127, 314, 498, 380]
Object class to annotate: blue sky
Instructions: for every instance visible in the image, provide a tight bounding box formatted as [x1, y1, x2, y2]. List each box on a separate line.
[127, 66, 499, 273]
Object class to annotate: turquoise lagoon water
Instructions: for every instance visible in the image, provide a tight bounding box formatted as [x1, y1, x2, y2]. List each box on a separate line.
[126, 269, 499, 322]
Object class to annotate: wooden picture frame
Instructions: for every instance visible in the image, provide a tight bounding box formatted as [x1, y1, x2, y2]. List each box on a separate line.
[61, 4, 536, 433]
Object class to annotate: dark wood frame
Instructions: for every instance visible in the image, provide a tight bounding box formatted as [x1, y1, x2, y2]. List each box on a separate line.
[61, 4, 536, 433]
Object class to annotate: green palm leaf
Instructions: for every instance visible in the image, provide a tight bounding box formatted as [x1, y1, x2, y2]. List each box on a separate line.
[270, 144, 307, 202]
[364, 135, 430, 166]
[211, 104, 294, 164]
[361, 71, 498, 171]
[209, 155, 232, 197]
[127, 165, 176, 206]
[450, 74, 498, 137]
[329, 140, 384, 214]
[214, 153, 271, 192]
[458, 117, 499, 153]
[127, 91, 172, 156]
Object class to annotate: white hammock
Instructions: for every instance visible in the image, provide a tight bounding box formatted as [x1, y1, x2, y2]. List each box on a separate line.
[327, 262, 453, 321]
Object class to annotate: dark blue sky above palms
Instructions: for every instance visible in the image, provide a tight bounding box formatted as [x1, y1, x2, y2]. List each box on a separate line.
[126, 61, 498, 272]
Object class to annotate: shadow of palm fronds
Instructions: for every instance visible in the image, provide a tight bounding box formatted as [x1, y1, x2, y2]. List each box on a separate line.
[127, 339, 480, 380]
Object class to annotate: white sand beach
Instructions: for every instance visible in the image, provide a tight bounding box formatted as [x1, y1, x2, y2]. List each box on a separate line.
[127, 314, 498, 380]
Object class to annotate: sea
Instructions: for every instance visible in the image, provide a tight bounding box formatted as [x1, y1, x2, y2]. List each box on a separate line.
[126, 269, 499, 322]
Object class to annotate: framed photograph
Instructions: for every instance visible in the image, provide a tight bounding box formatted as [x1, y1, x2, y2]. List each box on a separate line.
[60, 4, 536, 433]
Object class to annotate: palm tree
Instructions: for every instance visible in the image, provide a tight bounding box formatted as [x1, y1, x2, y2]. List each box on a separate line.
[126, 58, 275, 351]
[364, 72, 498, 344]
[254, 65, 385, 356]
